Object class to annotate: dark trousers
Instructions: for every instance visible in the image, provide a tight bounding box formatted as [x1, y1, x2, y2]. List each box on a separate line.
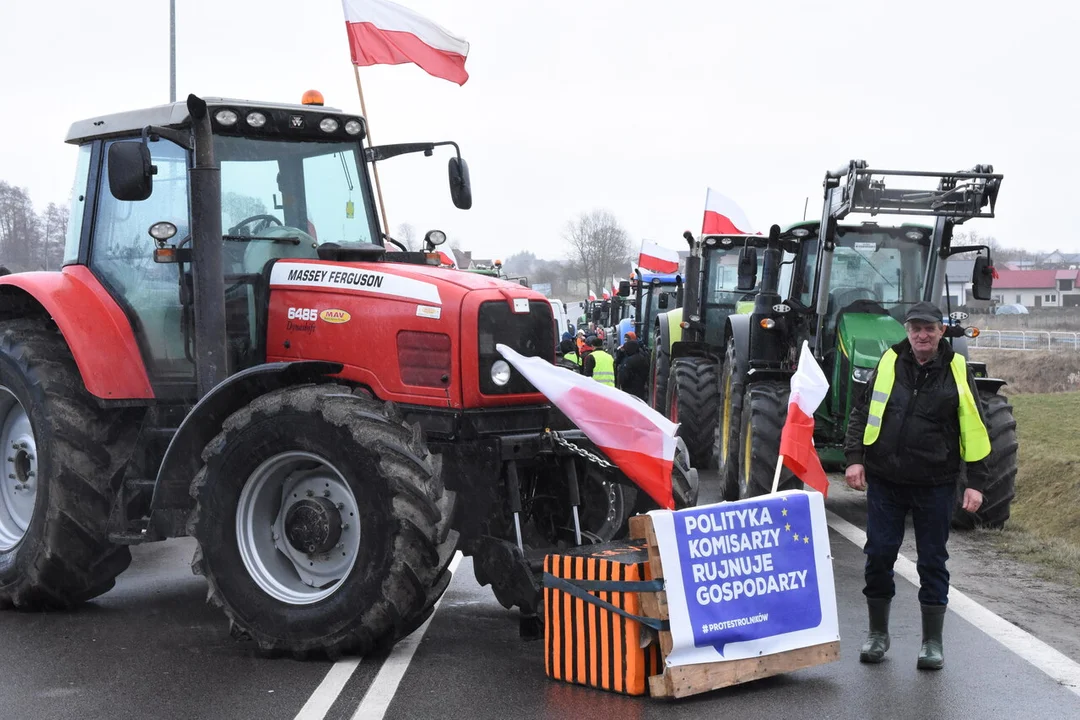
[863, 479, 955, 606]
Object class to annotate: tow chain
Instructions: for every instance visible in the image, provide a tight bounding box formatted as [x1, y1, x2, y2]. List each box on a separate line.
[546, 430, 616, 470]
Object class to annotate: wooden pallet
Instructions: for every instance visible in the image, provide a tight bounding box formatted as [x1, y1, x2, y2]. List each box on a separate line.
[628, 514, 841, 700]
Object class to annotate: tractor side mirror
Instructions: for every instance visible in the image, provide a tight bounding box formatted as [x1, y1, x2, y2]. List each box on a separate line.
[448, 157, 472, 210]
[617, 280, 631, 297]
[108, 141, 155, 201]
[737, 245, 758, 291]
[971, 255, 994, 301]
[658, 293, 670, 310]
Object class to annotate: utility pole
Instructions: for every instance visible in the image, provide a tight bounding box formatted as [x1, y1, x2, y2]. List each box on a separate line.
[170, 0, 177, 102]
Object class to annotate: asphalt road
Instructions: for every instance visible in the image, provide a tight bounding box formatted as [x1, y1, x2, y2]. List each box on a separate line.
[1, 472, 1079, 720]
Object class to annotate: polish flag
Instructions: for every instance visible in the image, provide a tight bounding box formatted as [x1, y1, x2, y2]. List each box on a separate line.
[702, 187, 756, 235]
[497, 344, 678, 509]
[602, 290, 611, 300]
[638, 240, 680, 274]
[588, 292, 597, 301]
[611, 275, 618, 295]
[342, 0, 470, 86]
[779, 340, 831, 496]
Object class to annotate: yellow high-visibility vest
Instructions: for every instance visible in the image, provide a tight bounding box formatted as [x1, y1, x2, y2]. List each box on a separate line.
[863, 349, 991, 461]
[590, 350, 616, 387]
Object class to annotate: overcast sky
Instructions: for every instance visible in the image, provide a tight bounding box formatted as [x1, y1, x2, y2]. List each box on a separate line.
[1, 0, 1077, 261]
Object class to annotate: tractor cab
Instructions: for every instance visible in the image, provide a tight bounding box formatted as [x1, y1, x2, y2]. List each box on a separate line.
[632, 272, 680, 349]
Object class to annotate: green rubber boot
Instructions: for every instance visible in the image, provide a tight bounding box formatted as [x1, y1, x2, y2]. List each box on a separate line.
[859, 598, 891, 663]
[917, 604, 946, 670]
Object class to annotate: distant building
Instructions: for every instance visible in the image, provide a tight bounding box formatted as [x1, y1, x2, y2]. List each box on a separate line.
[991, 269, 1080, 308]
[1039, 250, 1080, 269]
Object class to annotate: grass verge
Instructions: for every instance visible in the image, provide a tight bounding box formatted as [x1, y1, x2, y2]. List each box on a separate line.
[982, 392, 1080, 586]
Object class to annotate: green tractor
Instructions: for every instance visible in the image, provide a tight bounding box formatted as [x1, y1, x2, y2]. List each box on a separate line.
[718, 161, 1016, 528]
[627, 272, 682, 411]
[655, 232, 765, 469]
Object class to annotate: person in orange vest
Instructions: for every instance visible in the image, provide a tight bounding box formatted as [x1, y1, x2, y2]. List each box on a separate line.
[582, 336, 615, 387]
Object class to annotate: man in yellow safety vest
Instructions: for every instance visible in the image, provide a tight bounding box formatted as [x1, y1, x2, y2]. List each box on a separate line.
[582, 336, 615, 387]
[843, 301, 991, 671]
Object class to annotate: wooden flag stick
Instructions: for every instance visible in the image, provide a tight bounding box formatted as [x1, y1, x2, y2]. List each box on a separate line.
[353, 64, 391, 235]
[771, 455, 785, 494]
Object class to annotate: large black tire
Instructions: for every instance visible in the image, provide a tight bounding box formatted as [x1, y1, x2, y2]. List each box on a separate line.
[716, 338, 744, 501]
[737, 381, 803, 499]
[650, 345, 671, 416]
[952, 391, 1018, 530]
[0, 319, 141, 609]
[189, 384, 457, 658]
[667, 358, 720, 470]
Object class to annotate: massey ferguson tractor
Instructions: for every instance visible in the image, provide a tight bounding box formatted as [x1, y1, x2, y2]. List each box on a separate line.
[0, 93, 695, 657]
[714, 161, 1015, 528]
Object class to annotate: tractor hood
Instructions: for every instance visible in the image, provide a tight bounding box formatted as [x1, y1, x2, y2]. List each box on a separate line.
[837, 312, 907, 367]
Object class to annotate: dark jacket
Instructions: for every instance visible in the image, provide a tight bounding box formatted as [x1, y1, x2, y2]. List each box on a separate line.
[617, 340, 650, 399]
[844, 338, 990, 491]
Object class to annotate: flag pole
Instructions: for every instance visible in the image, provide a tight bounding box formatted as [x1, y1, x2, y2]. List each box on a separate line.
[770, 455, 785, 494]
[352, 64, 391, 236]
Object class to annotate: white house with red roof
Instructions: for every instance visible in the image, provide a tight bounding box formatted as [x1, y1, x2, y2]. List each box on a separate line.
[992, 269, 1080, 308]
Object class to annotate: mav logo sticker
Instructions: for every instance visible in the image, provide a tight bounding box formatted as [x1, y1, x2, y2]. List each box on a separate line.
[320, 309, 351, 324]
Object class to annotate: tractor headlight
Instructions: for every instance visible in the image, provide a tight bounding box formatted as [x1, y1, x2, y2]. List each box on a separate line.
[345, 119, 363, 135]
[214, 109, 238, 126]
[491, 360, 511, 386]
[852, 367, 874, 384]
[320, 118, 340, 133]
[246, 111, 267, 128]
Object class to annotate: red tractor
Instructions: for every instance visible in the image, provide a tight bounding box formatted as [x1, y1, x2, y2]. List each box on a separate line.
[0, 93, 696, 656]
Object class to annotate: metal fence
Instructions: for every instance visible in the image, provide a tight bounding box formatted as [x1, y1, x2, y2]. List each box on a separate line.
[971, 330, 1080, 351]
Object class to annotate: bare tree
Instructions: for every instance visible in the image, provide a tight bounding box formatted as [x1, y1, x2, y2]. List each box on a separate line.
[563, 209, 631, 297]
[41, 203, 68, 270]
[395, 222, 417, 250]
[0, 182, 41, 272]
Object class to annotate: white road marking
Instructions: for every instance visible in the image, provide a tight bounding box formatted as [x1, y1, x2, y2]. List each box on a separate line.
[350, 551, 465, 720]
[292, 658, 362, 720]
[826, 510, 1080, 697]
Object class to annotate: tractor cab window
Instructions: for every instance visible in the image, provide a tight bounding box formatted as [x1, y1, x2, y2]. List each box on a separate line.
[827, 229, 929, 323]
[702, 246, 765, 347]
[92, 138, 192, 381]
[216, 136, 376, 275]
[63, 144, 93, 266]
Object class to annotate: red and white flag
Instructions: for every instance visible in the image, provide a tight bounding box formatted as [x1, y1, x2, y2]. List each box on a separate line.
[779, 340, 831, 496]
[436, 250, 457, 268]
[638, 240, 680, 274]
[342, 0, 470, 85]
[702, 187, 756, 235]
[588, 292, 597, 301]
[497, 344, 679, 509]
[602, 290, 611, 300]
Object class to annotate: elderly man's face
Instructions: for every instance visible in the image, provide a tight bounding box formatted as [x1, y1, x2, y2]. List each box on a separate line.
[906, 320, 945, 357]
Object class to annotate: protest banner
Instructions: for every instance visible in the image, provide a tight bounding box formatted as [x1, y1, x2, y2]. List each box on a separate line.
[647, 490, 839, 668]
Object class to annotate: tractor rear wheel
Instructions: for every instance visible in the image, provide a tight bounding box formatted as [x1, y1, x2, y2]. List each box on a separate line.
[189, 384, 457, 658]
[0, 319, 141, 609]
[667, 358, 720, 470]
[737, 381, 803, 499]
[716, 338, 744, 501]
[952, 391, 1017, 530]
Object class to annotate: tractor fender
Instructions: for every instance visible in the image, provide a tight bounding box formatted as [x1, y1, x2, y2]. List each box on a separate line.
[150, 360, 343, 513]
[0, 267, 153, 400]
[727, 313, 752, 370]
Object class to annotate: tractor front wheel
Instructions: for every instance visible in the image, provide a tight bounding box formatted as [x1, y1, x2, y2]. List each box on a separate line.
[189, 384, 457, 658]
[0, 320, 141, 609]
[667, 358, 720, 470]
[737, 381, 803, 499]
[650, 346, 671, 416]
[952, 391, 1018, 530]
[716, 338, 744, 501]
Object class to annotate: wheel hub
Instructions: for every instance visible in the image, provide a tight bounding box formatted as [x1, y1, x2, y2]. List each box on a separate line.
[284, 497, 342, 554]
[0, 389, 36, 551]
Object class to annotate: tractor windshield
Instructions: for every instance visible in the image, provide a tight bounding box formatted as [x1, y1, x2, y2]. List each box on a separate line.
[826, 227, 930, 318]
[704, 248, 764, 307]
[215, 136, 378, 256]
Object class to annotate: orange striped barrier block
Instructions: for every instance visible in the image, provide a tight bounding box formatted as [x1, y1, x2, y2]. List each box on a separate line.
[542, 541, 664, 696]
